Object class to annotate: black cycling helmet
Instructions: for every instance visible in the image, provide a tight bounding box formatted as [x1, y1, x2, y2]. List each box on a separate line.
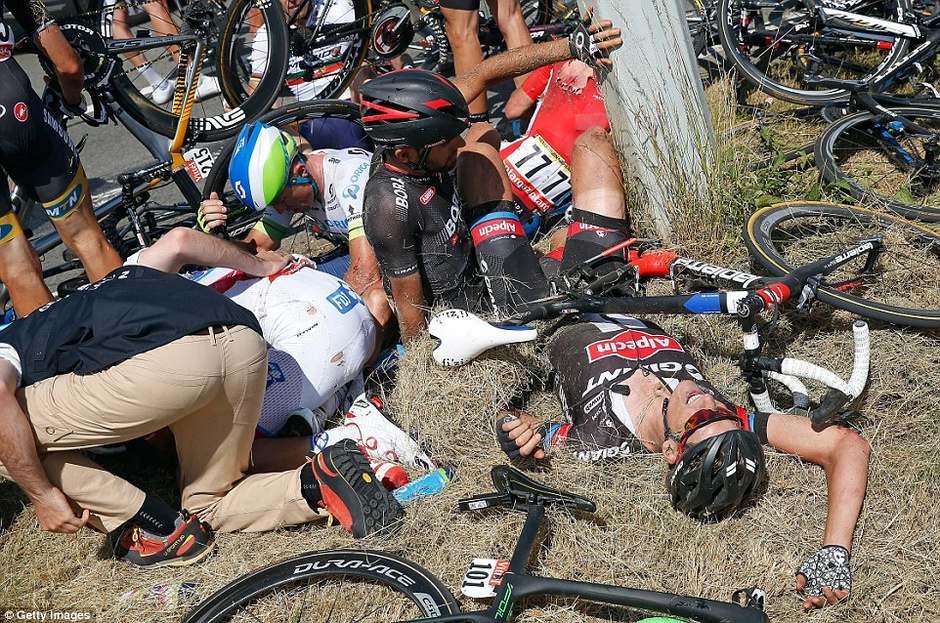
[359, 69, 470, 148]
[669, 429, 766, 521]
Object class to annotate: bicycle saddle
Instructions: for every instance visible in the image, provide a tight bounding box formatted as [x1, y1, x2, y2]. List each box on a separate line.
[458, 465, 596, 513]
[429, 309, 537, 367]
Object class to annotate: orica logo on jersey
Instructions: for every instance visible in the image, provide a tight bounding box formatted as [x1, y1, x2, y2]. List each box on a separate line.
[342, 162, 369, 200]
[327, 282, 360, 314]
[266, 361, 286, 388]
[585, 329, 684, 363]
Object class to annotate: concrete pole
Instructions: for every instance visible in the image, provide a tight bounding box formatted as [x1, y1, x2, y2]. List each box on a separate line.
[579, 0, 715, 239]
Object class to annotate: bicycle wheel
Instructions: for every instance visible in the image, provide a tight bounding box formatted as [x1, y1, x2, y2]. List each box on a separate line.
[744, 201, 940, 328]
[201, 99, 360, 250]
[717, 0, 911, 106]
[182, 549, 461, 623]
[815, 106, 940, 223]
[215, 0, 295, 108]
[90, 0, 288, 141]
[222, 0, 371, 107]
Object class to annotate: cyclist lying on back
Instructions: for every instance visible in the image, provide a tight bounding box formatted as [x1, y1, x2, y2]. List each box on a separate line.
[358, 12, 623, 341]
[501, 59, 609, 219]
[131, 228, 432, 480]
[493, 121, 870, 613]
[197, 122, 392, 333]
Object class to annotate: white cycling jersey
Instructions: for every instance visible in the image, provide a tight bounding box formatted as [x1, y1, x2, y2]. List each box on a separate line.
[254, 147, 372, 243]
[191, 262, 376, 435]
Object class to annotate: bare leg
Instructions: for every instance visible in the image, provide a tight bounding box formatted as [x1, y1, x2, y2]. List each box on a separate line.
[441, 7, 488, 116]
[485, 0, 533, 87]
[463, 121, 501, 150]
[53, 194, 122, 283]
[110, 0, 180, 73]
[0, 224, 53, 316]
[456, 128, 514, 208]
[570, 126, 627, 221]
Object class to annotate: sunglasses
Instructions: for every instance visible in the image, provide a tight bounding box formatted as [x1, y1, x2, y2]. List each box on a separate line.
[662, 399, 741, 458]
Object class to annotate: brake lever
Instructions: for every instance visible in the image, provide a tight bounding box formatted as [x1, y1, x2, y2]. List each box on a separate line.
[795, 276, 819, 312]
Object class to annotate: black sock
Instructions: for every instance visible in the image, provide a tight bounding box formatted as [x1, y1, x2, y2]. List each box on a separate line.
[131, 494, 179, 537]
[300, 463, 323, 510]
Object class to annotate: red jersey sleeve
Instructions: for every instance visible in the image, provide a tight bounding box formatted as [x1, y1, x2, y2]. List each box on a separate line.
[521, 64, 553, 100]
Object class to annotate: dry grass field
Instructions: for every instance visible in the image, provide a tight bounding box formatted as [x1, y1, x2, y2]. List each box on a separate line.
[1, 79, 938, 623]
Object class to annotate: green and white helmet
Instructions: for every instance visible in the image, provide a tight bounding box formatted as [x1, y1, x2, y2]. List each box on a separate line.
[228, 121, 299, 211]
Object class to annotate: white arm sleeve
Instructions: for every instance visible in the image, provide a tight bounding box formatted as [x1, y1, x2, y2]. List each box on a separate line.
[0, 344, 22, 387]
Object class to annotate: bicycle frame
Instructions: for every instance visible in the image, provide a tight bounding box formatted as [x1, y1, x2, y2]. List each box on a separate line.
[402, 502, 769, 623]
[26, 36, 208, 264]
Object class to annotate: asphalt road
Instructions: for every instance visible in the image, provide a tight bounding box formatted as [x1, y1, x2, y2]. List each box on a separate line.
[14, 52, 229, 293]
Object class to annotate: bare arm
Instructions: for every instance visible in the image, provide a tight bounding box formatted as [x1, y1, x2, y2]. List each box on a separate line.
[34, 25, 84, 106]
[346, 237, 392, 356]
[766, 413, 869, 609]
[388, 273, 426, 343]
[766, 413, 870, 551]
[504, 87, 536, 120]
[245, 228, 280, 251]
[136, 227, 287, 276]
[0, 362, 49, 500]
[0, 360, 88, 532]
[452, 19, 620, 107]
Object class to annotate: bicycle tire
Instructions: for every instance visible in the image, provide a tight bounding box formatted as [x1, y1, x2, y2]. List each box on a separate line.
[815, 106, 940, 223]
[214, 0, 292, 111]
[182, 549, 460, 623]
[222, 0, 371, 106]
[201, 99, 360, 249]
[202, 98, 361, 199]
[744, 201, 940, 328]
[91, 0, 288, 141]
[717, 0, 911, 106]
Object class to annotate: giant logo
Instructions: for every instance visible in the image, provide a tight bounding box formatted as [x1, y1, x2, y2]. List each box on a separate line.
[585, 329, 684, 363]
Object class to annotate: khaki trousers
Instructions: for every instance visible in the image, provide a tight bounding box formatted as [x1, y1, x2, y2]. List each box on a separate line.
[0, 325, 320, 533]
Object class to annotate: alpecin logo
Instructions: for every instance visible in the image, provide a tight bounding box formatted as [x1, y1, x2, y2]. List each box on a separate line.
[585, 329, 683, 363]
[471, 218, 523, 245]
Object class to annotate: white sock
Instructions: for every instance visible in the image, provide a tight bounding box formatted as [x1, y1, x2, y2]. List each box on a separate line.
[137, 66, 165, 87]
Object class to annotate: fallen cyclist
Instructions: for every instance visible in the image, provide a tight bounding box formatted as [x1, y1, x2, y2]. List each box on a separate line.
[132, 227, 433, 481]
[358, 12, 623, 340]
[489, 125, 870, 612]
[501, 58, 609, 219]
[0, 260, 404, 569]
[197, 121, 392, 335]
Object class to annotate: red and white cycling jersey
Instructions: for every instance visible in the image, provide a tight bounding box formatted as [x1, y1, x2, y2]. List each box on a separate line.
[500, 62, 610, 214]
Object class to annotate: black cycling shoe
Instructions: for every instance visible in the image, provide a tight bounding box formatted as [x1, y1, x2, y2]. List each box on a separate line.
[312, 439, 405, 538]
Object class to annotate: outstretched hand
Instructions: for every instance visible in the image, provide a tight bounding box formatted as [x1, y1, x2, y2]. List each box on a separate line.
[568, 6, 623, 70]
[255, 249, 292, 276]
[795, 545, 852, 610]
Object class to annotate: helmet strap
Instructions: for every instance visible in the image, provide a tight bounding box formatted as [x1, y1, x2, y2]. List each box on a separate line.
[415, 146, 433, 172]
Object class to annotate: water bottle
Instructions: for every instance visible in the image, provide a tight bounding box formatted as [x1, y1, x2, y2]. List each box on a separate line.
[392, 466, 455, 504]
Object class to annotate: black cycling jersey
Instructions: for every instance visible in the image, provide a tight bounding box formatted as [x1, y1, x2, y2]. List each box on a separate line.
[546, 316, 763, 461]
[0, 5, 85, 232]
[363, 153, 482, 309]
